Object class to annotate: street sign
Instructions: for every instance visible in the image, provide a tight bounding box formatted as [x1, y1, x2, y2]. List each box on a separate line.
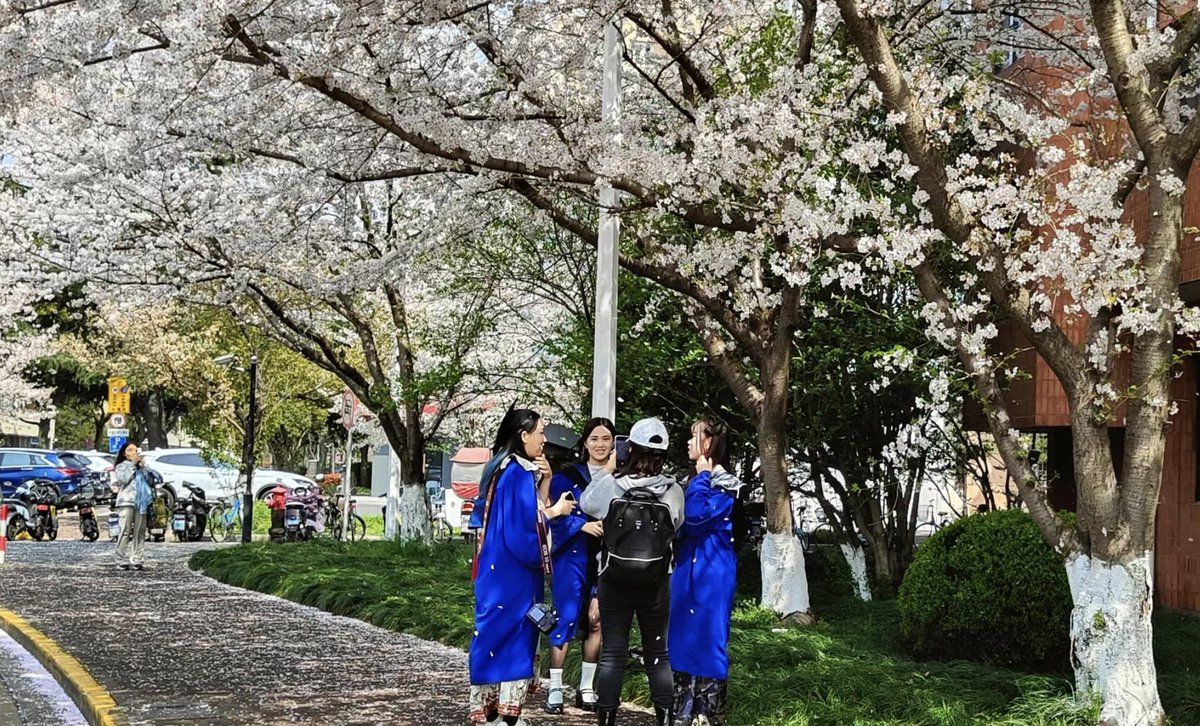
[340, 389, 360, 430]
[107, 377, 131, 414]
[109, 413, 126, 428]
[108, 435, 127, 454]
[106, 428, 130, 438]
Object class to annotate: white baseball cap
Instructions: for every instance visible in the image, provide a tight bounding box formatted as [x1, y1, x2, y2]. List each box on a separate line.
[629, 418, 669, 451]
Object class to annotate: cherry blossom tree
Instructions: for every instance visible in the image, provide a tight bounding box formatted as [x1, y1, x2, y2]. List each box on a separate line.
[3, 3, 1198, 716]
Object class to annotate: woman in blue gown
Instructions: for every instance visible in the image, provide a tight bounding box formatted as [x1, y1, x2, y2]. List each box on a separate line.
[544, 417, 614, 713]
[469, 408, 574, 726]
[670, 416, 744, 726]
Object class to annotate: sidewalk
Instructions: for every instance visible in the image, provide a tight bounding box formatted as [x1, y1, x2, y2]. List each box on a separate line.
[0, 540, 652, 725]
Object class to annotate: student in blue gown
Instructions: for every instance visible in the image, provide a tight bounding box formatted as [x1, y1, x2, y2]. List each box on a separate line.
[469, 408, 575, 726]
[670, 416, 744, 726]
[544, 417, 615, 714]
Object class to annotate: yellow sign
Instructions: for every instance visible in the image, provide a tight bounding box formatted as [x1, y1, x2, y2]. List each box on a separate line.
[107, 377, 131, 414]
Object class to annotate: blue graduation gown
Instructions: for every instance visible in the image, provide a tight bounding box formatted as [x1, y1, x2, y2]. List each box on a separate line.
[669, 470, 737, 680]
[547, 463, 595, 647]
[469, 459, 545, 685]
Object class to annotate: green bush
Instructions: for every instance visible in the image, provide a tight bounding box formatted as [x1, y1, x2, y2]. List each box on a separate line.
[899, 509, 1071, 670]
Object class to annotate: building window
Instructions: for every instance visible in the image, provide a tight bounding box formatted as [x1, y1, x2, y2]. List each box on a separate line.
[1001, 11, 1022, 30]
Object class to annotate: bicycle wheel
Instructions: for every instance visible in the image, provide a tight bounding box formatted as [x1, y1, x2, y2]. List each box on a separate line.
[208, 505, 231, 542]
[348, 514, 367, 542]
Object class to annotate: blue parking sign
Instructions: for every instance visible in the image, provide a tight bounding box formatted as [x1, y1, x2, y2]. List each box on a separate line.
[108, 435, 127, 454]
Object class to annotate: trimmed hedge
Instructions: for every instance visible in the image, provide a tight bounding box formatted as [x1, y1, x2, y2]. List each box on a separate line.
[899, 509, 1071, 669]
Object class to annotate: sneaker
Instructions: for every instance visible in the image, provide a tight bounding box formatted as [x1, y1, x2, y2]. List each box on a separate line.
[117, 564, 131, 570]
[133, 564, 145, 571]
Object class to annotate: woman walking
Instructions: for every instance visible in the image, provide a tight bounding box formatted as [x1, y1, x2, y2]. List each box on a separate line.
[670, 417, 744, 726]
[545, 417, 614, 714]
[581, 417, 684, 726]
[111, 442, 152, 571]
[469, 408, 573, 726]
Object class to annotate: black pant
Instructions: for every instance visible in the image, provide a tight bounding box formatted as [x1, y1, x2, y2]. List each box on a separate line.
[596, 576, 673, 711]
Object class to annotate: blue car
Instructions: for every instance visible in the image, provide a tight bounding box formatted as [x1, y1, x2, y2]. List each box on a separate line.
[0, 448, 89, 499]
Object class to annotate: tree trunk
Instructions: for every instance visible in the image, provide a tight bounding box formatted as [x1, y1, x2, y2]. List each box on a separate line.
[378, 410, 430, 543]
[839, 542, 872, 602]
[757, 353, 811, 617]
[136, 390, 169, 449]
[1067, 552, 1163, 726]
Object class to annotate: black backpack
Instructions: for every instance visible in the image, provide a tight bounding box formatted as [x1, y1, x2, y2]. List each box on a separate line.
[601, 484, 676, 585]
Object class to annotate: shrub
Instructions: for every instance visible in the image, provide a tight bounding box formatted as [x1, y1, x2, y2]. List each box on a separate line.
[898, 509, 1071, 670]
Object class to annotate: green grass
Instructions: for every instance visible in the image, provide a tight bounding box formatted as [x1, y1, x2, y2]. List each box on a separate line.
[189, 541, 1200, 726]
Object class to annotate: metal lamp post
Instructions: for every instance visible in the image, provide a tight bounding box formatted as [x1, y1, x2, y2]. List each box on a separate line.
[592, 16, 623, 421]
[216, 353, 259, 544]
[242, 355, 258, 543]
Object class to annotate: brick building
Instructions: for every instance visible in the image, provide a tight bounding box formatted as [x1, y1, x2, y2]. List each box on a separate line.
[988, 180, 1200, 613]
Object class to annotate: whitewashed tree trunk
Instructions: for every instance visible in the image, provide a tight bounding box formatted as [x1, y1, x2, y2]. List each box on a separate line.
[839, 542, 872, 602]
[385, 453, 402, 540]
[398, 483, 431, 542]
[760, 532, 811, 616]
[1066, 553, 1164, 726]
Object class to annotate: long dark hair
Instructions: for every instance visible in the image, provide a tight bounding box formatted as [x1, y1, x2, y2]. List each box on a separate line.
[478, 407, 541, 502]
[618, 442, 668, 479]
[694, 415, 731, 470]
[576, 417, 616, 464]
[114, 442, 138, 467]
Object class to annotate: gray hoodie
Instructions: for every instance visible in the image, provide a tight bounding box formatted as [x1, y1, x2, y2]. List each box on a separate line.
[113, 461, 139, 508]
[580, 471, 684, 529]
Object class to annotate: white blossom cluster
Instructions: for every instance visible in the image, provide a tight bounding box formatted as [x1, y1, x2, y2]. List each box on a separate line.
[0, 0, 1194, 443]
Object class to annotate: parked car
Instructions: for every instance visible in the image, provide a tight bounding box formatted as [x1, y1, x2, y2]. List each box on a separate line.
[61, 450, 117, 503]
[0, 448, 89, 499]
[138, 448, 317, 507]
[64, 450, 115, 477]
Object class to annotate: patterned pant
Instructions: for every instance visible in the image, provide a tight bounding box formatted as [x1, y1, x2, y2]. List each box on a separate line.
[468, 678, 538, 723]
[673, 672, 728, 726]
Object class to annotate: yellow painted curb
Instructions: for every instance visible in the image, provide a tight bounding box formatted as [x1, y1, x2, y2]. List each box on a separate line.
[0, 607, 128, 726]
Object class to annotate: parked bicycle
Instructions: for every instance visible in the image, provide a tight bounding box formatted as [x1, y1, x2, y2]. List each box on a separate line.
[430, 502, 455, 541]
[323, 493, 366, 542]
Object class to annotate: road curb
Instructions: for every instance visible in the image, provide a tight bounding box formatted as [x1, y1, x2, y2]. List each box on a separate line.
[0, 608, 128, 726]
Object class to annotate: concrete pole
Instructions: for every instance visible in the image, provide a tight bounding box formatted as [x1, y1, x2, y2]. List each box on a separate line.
[591, 17, 623, 420]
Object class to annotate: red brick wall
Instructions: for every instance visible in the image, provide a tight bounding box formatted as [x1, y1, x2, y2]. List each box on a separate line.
[1157, 359, 1200, 611]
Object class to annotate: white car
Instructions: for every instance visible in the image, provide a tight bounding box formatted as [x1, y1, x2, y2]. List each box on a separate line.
[139, 448, 317, 505]
[64, 450, 115, 476]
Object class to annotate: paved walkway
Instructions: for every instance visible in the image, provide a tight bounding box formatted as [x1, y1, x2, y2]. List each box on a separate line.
[0, 540, 651, 725]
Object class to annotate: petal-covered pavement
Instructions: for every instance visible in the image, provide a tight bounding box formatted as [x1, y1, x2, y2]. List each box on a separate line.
[0, 540, 651, 725]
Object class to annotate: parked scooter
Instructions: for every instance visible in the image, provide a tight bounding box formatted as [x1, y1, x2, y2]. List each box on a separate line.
[283, 486, 324, 541]
[145, 470, 170, 542]
[58, 482, 101, 542]
[2, 492, 34, 541]
[11, 480, 59, 541]
[170, 482, 211, 542]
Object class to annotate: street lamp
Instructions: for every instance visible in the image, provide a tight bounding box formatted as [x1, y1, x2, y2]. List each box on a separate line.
[215, 353, 258, 543]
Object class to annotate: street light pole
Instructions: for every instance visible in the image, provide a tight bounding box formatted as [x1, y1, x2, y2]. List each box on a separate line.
[242, 355, 258, 543]
[592, 16, 623, 421]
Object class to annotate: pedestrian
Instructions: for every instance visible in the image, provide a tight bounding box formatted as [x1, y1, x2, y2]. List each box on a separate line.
[545, 417, 615, 714]
[111, 442, 152, 571]
[469, 408, 574, 726]
[670, 416, 744, 726]
[580, 418, 684, 726]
